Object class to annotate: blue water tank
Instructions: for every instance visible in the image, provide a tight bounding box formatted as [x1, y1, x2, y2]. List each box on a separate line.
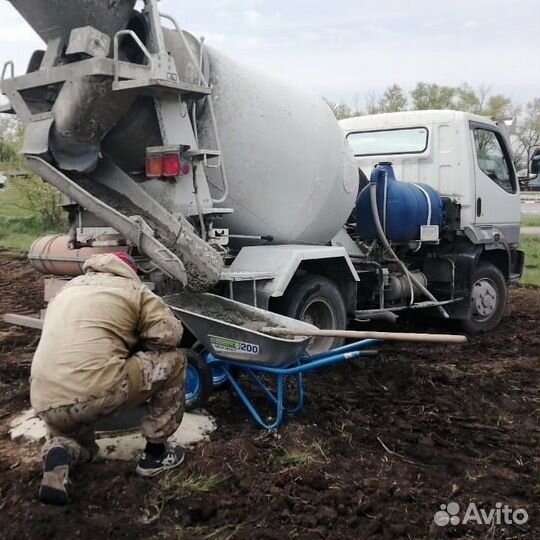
[356, 163, 443, 242]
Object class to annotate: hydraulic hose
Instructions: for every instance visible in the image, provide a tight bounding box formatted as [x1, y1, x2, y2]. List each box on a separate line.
[370, 176, 449, 319]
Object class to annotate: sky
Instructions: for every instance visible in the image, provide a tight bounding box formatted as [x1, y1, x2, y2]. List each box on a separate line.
[1, 0, 539, 107]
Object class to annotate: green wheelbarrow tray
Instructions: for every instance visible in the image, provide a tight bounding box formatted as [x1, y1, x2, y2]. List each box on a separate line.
[165, 291, 317, 367]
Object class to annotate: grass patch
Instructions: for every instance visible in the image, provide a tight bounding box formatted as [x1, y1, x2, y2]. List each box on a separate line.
[159, 469, 226, 494]
[158, 471, 226, 499]
[0, 215, 56, 253]
[276, 440, 330, 469]
[0, 178, 66, 252]
[522, 214, 540, 227]
[0, 229, 38, 253]
[277, 450, 317, 468]
[521, 234, 540, 286]
[142, 469, 227, 525]
[179, 471, 226, 493]
[0, 179, 35, 220]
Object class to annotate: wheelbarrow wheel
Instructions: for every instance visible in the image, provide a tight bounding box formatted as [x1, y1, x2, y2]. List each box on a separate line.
[185, 350, 213, 412]
[211, 365, 232, 391]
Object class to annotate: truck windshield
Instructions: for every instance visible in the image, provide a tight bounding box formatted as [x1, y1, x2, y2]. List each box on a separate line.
[347, 127, 429, 157]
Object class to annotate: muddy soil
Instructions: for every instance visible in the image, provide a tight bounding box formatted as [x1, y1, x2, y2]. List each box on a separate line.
[0, 254, 538, 540]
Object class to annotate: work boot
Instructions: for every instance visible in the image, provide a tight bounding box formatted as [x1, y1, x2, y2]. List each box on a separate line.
[136, 445, 185, 477]
[39, 446, 70, 505]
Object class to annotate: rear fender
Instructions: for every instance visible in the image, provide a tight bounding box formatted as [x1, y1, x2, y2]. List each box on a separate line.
[222, 245, 359, 313]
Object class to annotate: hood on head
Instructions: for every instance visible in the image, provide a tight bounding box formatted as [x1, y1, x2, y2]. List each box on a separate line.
[83, 253, 139, 280]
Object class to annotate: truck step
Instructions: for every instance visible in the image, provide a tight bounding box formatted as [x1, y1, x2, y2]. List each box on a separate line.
[112, 77, 211, 99]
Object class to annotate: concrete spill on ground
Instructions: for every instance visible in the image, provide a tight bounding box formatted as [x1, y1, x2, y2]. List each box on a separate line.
[10, 409, 217, 461]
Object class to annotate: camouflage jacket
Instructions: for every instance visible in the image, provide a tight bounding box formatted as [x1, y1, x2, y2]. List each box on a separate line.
[30, 253, 182, 412]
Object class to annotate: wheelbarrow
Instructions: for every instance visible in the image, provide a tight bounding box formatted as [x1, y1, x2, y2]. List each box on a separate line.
[165, 292, 467, 430]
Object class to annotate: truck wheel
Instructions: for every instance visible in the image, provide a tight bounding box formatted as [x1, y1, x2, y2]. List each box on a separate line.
[277, 275, 347, 354]
[461, 263, 507, 335]
[185, 350, 213, 412]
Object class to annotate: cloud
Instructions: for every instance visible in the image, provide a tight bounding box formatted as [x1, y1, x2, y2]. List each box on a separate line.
[243, 9, 262, 28]
[1, 0, 538, 104]
[1, 25, 39, 44]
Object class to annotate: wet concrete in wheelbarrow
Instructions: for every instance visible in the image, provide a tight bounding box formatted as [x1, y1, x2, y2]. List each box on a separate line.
[0, 255, 538, 539]
[170, 290, 281, 330]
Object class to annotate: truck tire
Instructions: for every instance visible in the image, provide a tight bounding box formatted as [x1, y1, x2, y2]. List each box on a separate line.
[277, 275, 347, 353]
[461, 263, 507, 335]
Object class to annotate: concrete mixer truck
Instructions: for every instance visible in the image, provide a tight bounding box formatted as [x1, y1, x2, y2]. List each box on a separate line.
[0, 0, 524, 352]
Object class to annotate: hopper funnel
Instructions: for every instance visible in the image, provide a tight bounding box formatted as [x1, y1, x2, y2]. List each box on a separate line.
[7, 0, 137, 43]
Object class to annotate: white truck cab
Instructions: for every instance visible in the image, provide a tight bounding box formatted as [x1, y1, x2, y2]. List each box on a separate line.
[340, 110, 521, 245]
[339, 110, 524, 334]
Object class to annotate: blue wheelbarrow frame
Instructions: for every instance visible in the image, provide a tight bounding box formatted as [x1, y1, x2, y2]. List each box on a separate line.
[164, 293, 382, 429]
[202, 339, 381, 430]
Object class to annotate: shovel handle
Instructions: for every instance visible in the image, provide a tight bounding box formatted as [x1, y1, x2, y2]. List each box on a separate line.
[262, 327, 468, 344]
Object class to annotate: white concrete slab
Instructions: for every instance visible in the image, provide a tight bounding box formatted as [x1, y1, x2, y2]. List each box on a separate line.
[97, 413, 216, 461]
[10, 409, 216, 461]
[10, 409, 48, 442]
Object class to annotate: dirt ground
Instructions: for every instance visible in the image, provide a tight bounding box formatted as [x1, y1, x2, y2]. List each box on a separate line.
[0, 252, 538, 540]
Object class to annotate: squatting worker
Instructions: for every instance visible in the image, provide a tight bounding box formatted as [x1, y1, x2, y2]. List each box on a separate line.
[30, 252, 187, 505]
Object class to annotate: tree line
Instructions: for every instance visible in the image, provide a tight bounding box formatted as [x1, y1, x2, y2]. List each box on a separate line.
[326, 83, 540, 173]
[1, 82, 540, 174]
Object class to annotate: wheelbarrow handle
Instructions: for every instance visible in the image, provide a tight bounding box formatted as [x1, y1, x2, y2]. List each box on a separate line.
[261, 328, 468, 344]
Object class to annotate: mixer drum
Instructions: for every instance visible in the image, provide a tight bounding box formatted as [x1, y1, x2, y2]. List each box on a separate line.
[196, 47, 359, 245]
[103, 30, 359, 245]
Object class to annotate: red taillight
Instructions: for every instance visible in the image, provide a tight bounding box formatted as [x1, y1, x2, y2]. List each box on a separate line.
[146, 154, 163, 178]
[162, 152, 181, 177]
[146, 146, 186, 179]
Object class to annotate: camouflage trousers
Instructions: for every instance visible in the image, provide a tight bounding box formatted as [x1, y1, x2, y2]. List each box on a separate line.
[39, 350, 187, 466]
